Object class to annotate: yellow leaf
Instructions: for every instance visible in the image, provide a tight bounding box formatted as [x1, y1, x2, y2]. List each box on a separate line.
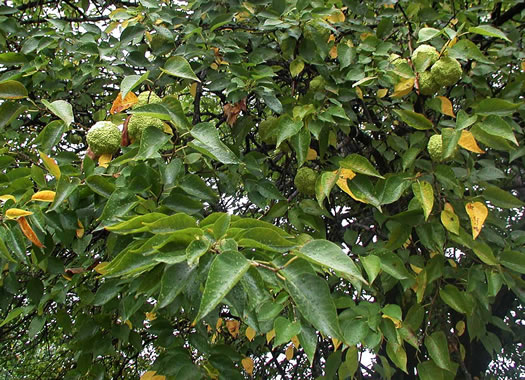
[456, 320, 465, 336]
[98, 154, 112, 168]
[31, 190, 56, 202]
[39, 151, 61, 179]
[391, 77, 414, 98]
[382, 314, 402, 328]
[110, 91, 138, 114]
[377, 88, 388, 98]
[306, 148, 317, 161]
[266, 329, 275, 343]
[410, 264, 423, 274]
[226, 319, 240, 338]
[0, 195, 16, 203]
[124, 319, 133, 329]
[140, 371, 166, 380]
[327, 34, 336, 43]
[465, 201, 488, 240]
[285, 345, 294, 360]
[355, 86, 363, 100]
[332, 338, 342, 351]
[145, 312, 157, 321]
[245, 326, 256, 342]
[444, 202, 454, 212]
[241, 357, 254, 375]
[76, 219, 84, 239]
[329, 45, 338, 59]
[458, 130, 485, 154]
[190, 82, 198, 97]
[5, 208, 33, 219]
[326, 9, 345, 23]
[17, 216, 44, 248]
[216, 317, 223, 330]
[437, 96, 455, 117]
[291, 335, 300, 349]
[210, 62, 218, 70]
[521, 61, 525, 71]
[94, 262, 109, 275]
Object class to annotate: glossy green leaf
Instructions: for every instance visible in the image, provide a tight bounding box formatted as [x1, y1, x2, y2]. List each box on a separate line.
[161, 56, 200, 82]
[424, 331, 454, 372]
[273, 317, 301, 346]
[340, 154, 384, 178]
[158, 262, 196, 309]
[394, 109, 433, 130]
[120, 72, 149, 98]
[386, 341, 407, 373]
[135, 126, 171, 160]
[439, 285, 472, 315]
[482, 184, 525, 209]
[474, 98, 521, 116]
[105, 213, 167, 234]
[469, 25, 511, 42]
[276, 115, 303, 148]
[500, 250, 525, 274]
[190, 122, 240, 164]
[41, 99, 74, 127]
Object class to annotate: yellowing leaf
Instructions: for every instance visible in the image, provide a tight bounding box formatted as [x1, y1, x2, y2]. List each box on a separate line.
[145, 312, 157, 321]
[5, 208, 33, 219]
[76, 219, 84, 239]
[17, 216, 44, 248]
[329, 45, 338, 59]
[391, 77, 414, 98]
[437, 96, 455, 117]
[39, 151, 61, 179]
[0, 195, 16, 203]
[190, 82, 198, 97]
[110, 91, 138, 114]
[246, 326, 256, 341]
[521, 60, 525, 71]
[226, 319, 240, 338]
[285, 345, 294, 360]
[291, 335, 300, 349]
[355, 86, 363, 100]
[377, 88, 388, 98]
[465, 201, 488, 240]
[410, 264, 423, 274]
[124, 319, 133, 329]
[328, 34, 336, 43]
[332, 338, 342, 351]
[210, 62, 218, 70]
[335, 169, 367, 203]
[444, 202, 454, 212]
[140, 371, 166, 380]
[266, 329, 275, 343]
[441, 209, 460, 235]
[94, 262, 109, 275]
[31, 190, 56, 202]
[456, 320, 465, 336]
[241, 357, 254, 375]
[216, 317, 223, 330]
[98, 154, 112, 168]
[382, 314, 402, 328]
[306, 148, 318, 161]
[458, 130, 484, 153]
[326, 9, 345, 23]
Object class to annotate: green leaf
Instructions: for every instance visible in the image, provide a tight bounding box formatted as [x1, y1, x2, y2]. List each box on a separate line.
[0, 101, 27, 130]
[482, 184, 524, 209]
[213, 213, 231, 240]
[98, 190, 138, 222]
[179, 174, 219, 202]
[417, 360, 448, 380]
[448, 40, 491, 64]
[120, 72, 149, 98]
[298, 325, 317, 366]
[158, 262, 196, 309]
[394, 109, 433, 130]
[186, 237, 210, 266]
[276, 115, 303, 148]
[86, 175, 116, 198]
[296, 240, 366, 284]
[290, 57, 304, 77]
[478, 115, 518, 146]
[41, 99, 74, 127]
[237, 227, 296, 252]
[194, 250, 251, 322]
[441, 128, 460, 159]
[424, 331, 454, 372]
[469, 25, 511, 42]
[0, 52, 27, 65]
[273, 317, 301, 346]
[105, 213, 168, 234]
[347, 175, 382, 209]
[340, 154, 384, 178]
[49, 176, 80, 212]
[34, 120, 66, 154]
[282, 269, 344, 342]
[386, 341, 407, 373]
[290, 128, 310, 167]
[376, 250, 412, 280]
[136, 126, 171, 160]
[474, 98, 521, 116]
[0, 236, 15, 262]
[190, 122, 240, 164]
[315, 171, 338, 207]
[0, 80, 28, 99]
[143, 213, 197, 234]
[439, 285, 472, 315]
[417, 27, 441, 42]
[456, 110, 477, 130]
[161, 56, 200, 82]
[0, 306, 33, 327]
[130, 104, 172, 120]
[412, 181, 434, 221]
[500, 250, 525, 274]
[360, 255, 381, 284]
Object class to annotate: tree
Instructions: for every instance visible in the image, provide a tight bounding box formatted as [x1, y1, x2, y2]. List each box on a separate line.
[0, 0, 524, 378]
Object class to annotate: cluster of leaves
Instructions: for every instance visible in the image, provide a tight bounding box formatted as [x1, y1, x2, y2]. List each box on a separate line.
[0, 0, 524, 379]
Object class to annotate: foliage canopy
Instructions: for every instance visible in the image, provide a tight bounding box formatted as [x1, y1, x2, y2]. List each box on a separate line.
[0, 0, 524, 378]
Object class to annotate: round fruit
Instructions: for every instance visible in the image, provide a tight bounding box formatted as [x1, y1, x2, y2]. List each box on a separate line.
[127, 114, 165, 142]
[427, 134, 443, 162]
[294, 167, 317, 196]
[86, 121, 121, 156]
[419, 71, 441, 96]
[430, 57, 462, 87]
[411, 44, 439, 73]
[133, 91, 162, 109]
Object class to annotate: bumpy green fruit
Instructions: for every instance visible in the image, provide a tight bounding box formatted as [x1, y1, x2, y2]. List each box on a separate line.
[127, 114, 165, 141]
[419, 71, 441, 96]
[86, 121, 121, 156]
[411, 44, 439, 73]
[259, 117, 279, 145]
[294, 167, 317, 196]
[133, 91, 162, 109]
[430, 57, 462, 87]
[427, 134, 443, 162]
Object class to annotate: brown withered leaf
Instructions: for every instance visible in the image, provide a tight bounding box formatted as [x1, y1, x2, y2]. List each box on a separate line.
[223, 98, 247, 126]
[17, 216, 44, 248]
[110, 92, 138, 114]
